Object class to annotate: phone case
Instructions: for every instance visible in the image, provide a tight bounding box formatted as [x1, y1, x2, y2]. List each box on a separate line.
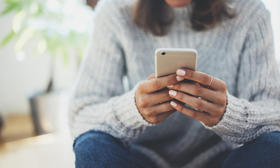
[155, 48, 197, 78]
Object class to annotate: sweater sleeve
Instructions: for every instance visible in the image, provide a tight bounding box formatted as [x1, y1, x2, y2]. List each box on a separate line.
[205, 11, 280, 144]
[68, 1, 151, 142]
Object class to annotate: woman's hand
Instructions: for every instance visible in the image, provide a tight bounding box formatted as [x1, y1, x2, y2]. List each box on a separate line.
[135, 74, 178, 124]
[168, 68, 228, 127]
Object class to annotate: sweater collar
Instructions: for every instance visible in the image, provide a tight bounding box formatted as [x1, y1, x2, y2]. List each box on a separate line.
[172, 4, 192, 18]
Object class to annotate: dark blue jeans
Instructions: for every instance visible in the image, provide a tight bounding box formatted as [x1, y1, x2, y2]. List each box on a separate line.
[73, 131, 280, 168]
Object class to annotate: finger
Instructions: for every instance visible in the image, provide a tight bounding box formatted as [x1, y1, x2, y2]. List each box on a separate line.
[141, 74, 178, 93]
[170, 100, 212, 124]
[176, 68, 225, 91]
[168, 90, 223, 116]
[147, 74, 155, 80]
[144, 90, 173, 106]
[168, 82, 226, 105]
[148, 110, 175, 124]
[144, 102, 175, 117]
[156, 110, 176, 121]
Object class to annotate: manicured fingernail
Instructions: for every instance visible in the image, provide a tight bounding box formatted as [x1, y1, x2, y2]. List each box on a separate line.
[170, 101, 177, 107]
[169, 90, 177, 96]
[177, 69, 186, 76]
[168, 85, 174, 88]
[176, 76, 184, 81]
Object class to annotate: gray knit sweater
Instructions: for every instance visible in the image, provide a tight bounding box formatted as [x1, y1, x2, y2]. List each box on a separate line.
[69, 0, 280, 167]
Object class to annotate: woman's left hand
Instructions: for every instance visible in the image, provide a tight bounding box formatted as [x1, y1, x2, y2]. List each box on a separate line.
[168, 68, 228, 127]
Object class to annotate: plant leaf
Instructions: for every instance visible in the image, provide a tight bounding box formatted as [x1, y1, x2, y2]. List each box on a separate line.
[0, 2, 21, 16]
[0, 31, 15, 47]
[14, 28, 34, 51]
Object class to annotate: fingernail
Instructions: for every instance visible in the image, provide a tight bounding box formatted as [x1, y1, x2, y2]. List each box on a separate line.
[170, 101, 177, 107]
[176, 76, 184, 81]
[169, 90, 177, 96]
[168, 85, 174, 88]
[177, 69, 186, 76]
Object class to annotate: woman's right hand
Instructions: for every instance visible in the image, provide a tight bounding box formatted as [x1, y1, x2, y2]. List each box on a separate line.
[135, 74, 178, 124]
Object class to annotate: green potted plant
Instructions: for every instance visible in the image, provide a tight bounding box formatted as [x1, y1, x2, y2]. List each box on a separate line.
[0, 0, 92, 135]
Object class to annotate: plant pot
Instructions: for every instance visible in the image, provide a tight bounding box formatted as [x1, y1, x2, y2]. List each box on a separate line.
[29, 91, 68, 135]
[0, 113, 4, 137]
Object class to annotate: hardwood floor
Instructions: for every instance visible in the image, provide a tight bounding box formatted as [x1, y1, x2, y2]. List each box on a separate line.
[0, 133, 75, 168]
[0, 113, 34, 142]
[0, 114, 75, 168]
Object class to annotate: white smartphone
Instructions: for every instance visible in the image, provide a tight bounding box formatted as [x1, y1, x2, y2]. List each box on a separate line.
[155, 48, 197, 78]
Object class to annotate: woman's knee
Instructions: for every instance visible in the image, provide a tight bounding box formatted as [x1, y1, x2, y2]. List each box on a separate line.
[256, 131, 280, 145]
[74, 130, 124, 168]
[223, 131, 280, 168]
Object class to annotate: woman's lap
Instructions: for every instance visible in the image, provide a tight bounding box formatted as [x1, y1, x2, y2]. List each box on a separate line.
[222, 131, 280, 168]
[74, 131, 280, 168]
[73, 130, 157, 168]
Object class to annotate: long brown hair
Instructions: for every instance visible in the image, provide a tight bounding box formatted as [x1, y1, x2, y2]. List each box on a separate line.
[134, 0, 235, 36]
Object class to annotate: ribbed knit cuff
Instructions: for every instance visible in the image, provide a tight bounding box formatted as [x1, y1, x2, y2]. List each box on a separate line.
[202, 92, 251, 142]
[110, 84, 154, 132]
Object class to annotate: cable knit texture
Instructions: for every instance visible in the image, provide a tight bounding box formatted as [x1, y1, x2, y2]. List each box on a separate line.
[69, 0, 280, 167]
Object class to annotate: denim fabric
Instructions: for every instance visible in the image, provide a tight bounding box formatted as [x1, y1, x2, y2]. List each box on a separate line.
[222, 131, 280, 168]
[73, 130, 157, 168]
[74, 131, 280, 168]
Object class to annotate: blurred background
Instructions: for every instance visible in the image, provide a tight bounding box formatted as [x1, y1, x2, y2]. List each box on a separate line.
[0, 0, 279, 168]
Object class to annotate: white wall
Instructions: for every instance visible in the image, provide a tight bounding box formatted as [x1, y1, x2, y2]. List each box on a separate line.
[0, 2, 78, 115]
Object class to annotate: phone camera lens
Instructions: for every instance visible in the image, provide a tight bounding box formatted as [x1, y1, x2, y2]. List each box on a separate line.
[162, 52, 166, 55]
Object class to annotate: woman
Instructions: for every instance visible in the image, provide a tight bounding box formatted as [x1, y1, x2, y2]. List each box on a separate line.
[70, 0, 280, 167]
[86, 0, 99, 9]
